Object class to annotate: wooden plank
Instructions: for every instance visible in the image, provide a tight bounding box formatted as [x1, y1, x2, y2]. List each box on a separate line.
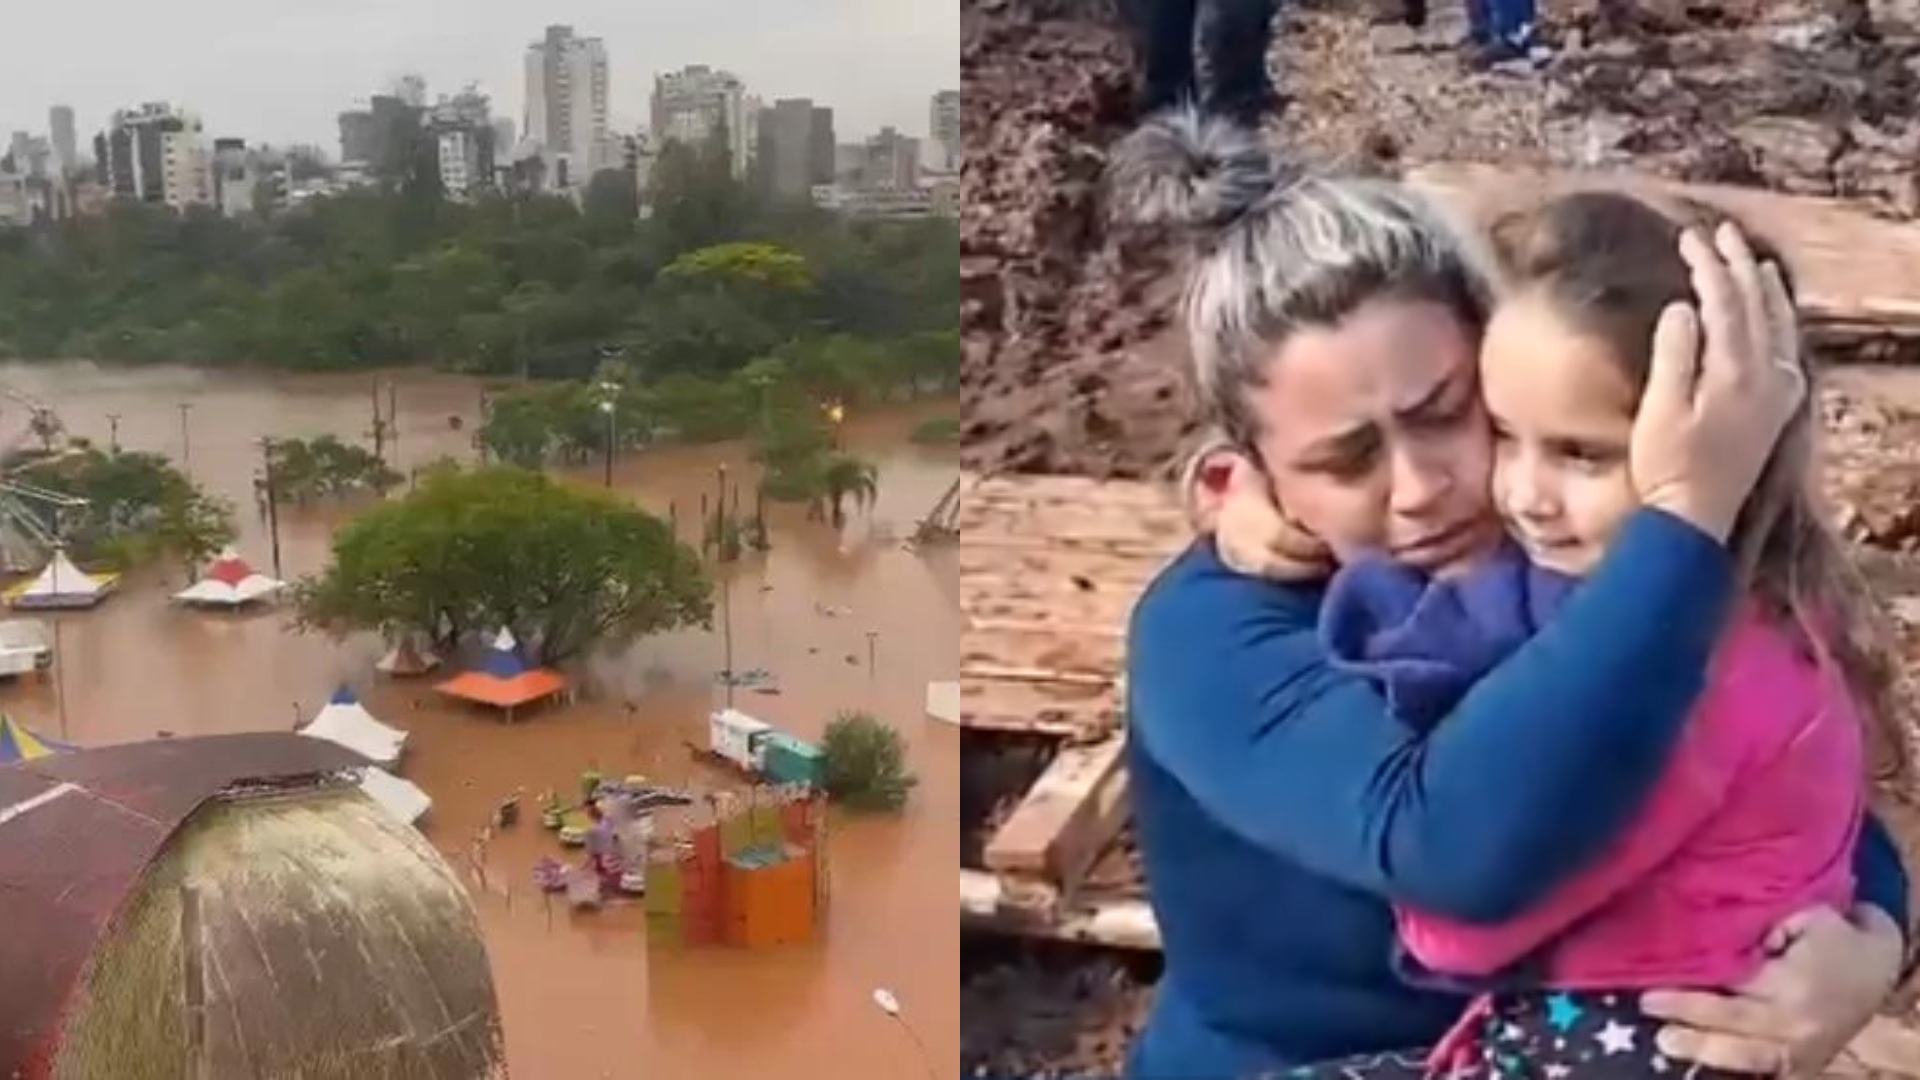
[959, 545, 1158, 630]
[984, 735, 1132, 895]
[962, 675, 1123, 739]
[963, 622, 1124, 686]
[962, 474, 1190, 555]
[960, 868, 1163, 952]
[1407, 163, 1920, 335]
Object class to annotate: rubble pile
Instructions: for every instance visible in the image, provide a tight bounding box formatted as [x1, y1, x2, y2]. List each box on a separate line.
[1825, 388, 1920, 550]
[962, 937, 1158, 1078]
[961, 0, 1920, 482]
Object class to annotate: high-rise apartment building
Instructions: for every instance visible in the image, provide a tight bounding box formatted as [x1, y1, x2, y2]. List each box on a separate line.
[428, 87, 497, 199]
[649, 65, 753, 179]
[338, 109, 378, 166]
[212, 138, 254, 218]
[48, 106, 78, 175]
[755, 98, 836, 202]
[862, 127, 920, 191]
[94, 104, 212, 209]
[524, 24, 611, 190]
[338, 92, 426, 182]
[929, 90, 960, 172]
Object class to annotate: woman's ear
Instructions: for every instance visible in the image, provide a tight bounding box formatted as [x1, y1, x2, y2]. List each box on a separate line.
[1188, 451, 1334, 581]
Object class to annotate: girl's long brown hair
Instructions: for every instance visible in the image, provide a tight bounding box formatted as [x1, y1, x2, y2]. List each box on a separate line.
[1491, 190, 1915, 795]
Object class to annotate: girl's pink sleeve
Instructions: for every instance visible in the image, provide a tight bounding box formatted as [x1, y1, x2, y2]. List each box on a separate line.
[1395, 632, 1792, 976]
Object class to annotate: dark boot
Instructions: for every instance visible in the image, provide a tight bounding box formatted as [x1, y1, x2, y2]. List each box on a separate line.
[1201, 0, 1279, 124]
[1121, 0, 1201, 116]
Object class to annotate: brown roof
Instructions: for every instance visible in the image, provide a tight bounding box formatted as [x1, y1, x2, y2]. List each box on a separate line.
[0, 733, 370, 1078]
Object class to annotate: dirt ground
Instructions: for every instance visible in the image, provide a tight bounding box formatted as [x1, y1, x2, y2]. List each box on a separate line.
[961, 0, 1920, 482]
[961, 0, 1920, 1073]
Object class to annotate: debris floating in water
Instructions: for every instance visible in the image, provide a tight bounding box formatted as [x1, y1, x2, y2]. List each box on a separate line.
[714, 667, 776, 688]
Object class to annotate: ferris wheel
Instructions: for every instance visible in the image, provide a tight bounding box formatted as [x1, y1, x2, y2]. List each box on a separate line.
[0, 385, 86, 572]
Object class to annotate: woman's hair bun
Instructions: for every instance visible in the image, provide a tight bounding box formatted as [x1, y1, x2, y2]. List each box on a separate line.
[1106, 105, 1282, 232]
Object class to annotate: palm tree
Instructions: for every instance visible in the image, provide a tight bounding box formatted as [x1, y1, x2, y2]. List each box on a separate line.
[821, 454, 879, 528]
[28, 409, 62, 454]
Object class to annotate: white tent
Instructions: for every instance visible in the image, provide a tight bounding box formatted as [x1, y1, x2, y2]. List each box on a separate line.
[925, 680, 960, 725]
[299, 686, 408, 768]
[13, 550, 112, 610]
[174, 548, 285, 608]
[358, 766, 431, 825]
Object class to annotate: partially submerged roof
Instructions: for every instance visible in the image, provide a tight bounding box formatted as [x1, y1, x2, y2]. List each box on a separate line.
[0, 733, 372, 1076]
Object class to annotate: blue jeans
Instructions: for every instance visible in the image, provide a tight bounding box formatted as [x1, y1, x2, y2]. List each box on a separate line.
[1468, 0, 1537, 45]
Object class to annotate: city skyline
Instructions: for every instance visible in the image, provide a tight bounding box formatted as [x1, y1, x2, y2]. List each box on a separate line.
[0, 0, 955, 150]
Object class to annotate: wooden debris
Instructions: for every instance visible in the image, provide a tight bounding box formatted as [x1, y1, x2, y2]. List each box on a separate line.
[984, 735, 1131, 896]
[961, 676, 1122, 740]
[961, 471, 1191, 555]
[961, 868, 1161, 952]
[961, 473, 1179, 740]
[1408, 163, 1920, 339]
[959, 545, 1161, 629]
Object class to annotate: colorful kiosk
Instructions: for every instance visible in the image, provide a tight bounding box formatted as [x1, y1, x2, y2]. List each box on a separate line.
[644, 784, 829, 949]
[434, 628, 569, 723]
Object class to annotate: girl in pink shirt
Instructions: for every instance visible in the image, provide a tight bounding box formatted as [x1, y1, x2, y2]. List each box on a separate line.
[1268, 190, 1911, 1079]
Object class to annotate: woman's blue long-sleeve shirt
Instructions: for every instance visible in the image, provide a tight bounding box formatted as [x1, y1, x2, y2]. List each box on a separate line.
[1124, 509, 1909, 1077]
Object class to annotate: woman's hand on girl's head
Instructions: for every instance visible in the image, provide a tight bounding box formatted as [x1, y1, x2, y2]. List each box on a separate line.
[1184, 448, 1333, 580]
[1638, 904, 1903, 1075]
[1630, 223, 1807, 543]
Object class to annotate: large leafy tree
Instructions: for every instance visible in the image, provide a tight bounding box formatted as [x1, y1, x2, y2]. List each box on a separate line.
[292, 464, 711, 662]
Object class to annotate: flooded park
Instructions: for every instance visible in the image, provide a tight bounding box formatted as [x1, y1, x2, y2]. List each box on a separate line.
[0, 361, 960, 1079]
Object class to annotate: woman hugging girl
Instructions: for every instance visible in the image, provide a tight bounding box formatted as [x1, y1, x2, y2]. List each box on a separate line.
[1200, 189, 1912, 1079]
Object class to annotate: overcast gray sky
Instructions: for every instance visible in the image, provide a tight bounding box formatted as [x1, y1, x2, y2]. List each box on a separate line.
[0, 0, 956, 152]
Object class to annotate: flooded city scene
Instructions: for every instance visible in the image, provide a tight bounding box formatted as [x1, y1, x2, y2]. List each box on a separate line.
[0, 5, 959, 1070]
[0, 363, 960, 1077]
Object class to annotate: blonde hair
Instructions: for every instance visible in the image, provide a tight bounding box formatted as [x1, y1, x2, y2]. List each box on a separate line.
[1108, 106, 1496, 474]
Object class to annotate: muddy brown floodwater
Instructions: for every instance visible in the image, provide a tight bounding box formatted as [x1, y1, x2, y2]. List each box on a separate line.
[0, 361, 961, 1080]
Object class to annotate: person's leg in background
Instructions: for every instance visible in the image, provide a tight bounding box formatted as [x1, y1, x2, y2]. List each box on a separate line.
[1200, 0, 1278, 126]
[1462, 0, 1494, 46]
[1498, 0, 1540, 49]
[1470, 0, 1547, 66]
[1120, 0, 1201, 116]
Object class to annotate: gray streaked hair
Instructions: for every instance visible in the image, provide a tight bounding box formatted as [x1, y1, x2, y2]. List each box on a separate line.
[1109, 107, 1498, 454]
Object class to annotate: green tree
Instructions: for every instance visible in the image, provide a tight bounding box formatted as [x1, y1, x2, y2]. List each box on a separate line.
[646, 130, 747, 257]
[267, 435, 402, 501]
[14, 449, 234, 572]
[388, 245, 504, 362]
[0, 165, 954, 379]
[292, 465, 711, 662]
[820, 454, 880, 528]
[583, 169, 641, 229]
[820, 711, 917, 812]
[479, 392, 558, 467]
